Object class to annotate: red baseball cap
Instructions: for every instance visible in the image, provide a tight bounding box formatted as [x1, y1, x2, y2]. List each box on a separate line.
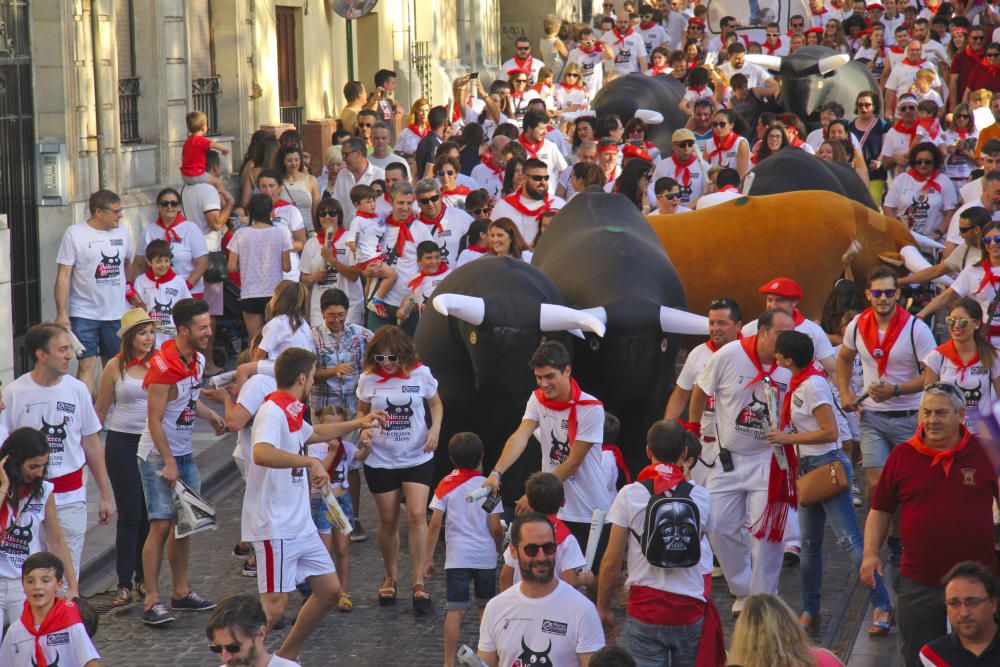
[759, 277, 803, 299]
[688, 17, 706, 27]
[622, 144, 652, 161]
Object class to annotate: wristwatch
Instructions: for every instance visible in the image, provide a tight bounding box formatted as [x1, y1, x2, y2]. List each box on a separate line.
[892, 384, 900, 397]
[489, 470, 502, 481]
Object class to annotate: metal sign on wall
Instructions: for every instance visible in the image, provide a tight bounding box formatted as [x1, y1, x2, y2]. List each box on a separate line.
[332, 0, 379, 20]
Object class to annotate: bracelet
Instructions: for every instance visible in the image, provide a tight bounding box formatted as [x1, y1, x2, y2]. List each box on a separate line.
[893, 384, 901, 397]
[489, 470, 502, 480]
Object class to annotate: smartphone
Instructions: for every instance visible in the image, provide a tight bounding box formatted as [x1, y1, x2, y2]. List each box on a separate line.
[470, 72, 479, 80]
[481, 493, 501, 513]
[718, 447, 734, 473]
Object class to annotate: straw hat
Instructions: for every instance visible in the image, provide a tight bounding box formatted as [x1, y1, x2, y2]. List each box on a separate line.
[117, 307, 155, 338]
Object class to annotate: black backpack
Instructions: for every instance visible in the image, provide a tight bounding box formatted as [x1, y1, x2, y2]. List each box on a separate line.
[629, 479, 701, 569]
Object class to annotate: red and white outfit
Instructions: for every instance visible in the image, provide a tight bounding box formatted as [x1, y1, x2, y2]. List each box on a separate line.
[696, 337, 792, 598]
[133, 268, 192, 348]
[0, 481, 55, 626]
[271, 199, 305, 281]
[947, 261, 1000, 348]
[413, 205, 474, 267]
[0, 375, 101, 578]
[430, 470, 504, 571]
[742, 310, 836, 364]
[55, 221, 134, 323]
[491, 191, 566, 244]
[500, 55, 544, 84]
[880, 122, 920, 175]
[407, 263, 451, 311]
[883, 169, 957, 236]
[136, 214, 209, 295]
[502, 514, 586, 584]
[138, 340, 204, 461]
[395, 123, 429, 156]
[299, 226, 364, 326]
[0, 598, 101, 667]
[923, 341, 1000, 434]
[243, 392, 335, 594]
[258, 313, 316, 360]
[648, 152, 706, 207]
[231, 374, 277, 475]
[440, 185, 472, 210]
[456, 245, 490, 267]
[886, 58, 933, 97]
[515, 134, 568, 196]
[762, 37, 790, 56]
[638, 20, 669, 55]
[356, 364, 439, 470]
[610, 27, 648, 75]
[553, 82, 588, 112]
[380, 215, 420, 307]
[704, 133, 749, 171]
[566, 44, 607, 100]
[471, 154, 505, 198]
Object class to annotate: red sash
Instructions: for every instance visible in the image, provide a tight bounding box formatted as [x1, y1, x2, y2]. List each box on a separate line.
[19, 598, 83, 667]
[636, 462, 686, 494]
[976, 259, 1000, 295]
[705, 132, 738, 162]
[434, 468, 480, 499]
[907, 168, 942, 192]
[156, 212, 187, 244]
[316, 226, 347, 248]
[408, 262, 449, 290]
[626, 586, 726, 666]
[327, 439, 345, 478]
[533, 378, 602, 445]
[418, 205, 448, 235]
[518, 134, 544, 159]
[265, 390, 306, 433]
[905, 425, 970, 477]
[50, 468, 85, 494]
[892, 120, 917, 138]
[547, 514, 573, 545]
[374, 362, 423, 384]
[503, 193, 553, 221]
[935, 339, 979, 382]
[143, 339, 198, 389]
[144, 267, 178, 287]
[764, 38, 784, 55]
[612, 27, 634, 46]
[740, 335, 778, 386]
[480, 154, 504, 175]
[856, 305, 910, 376]
[601, 444, 631, 483]
[386, 215, 416, 257]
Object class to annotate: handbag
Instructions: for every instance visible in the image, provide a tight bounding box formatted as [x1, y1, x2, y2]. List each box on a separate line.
[203, 250, 228, 284]
[796, 448, 850, 507]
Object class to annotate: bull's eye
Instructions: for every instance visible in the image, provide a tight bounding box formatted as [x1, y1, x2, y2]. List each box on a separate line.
[661, 338, 669, 352]
[589, 337, 600, 351]
[817, 80, 824, 89]
[469, 331, 478, 345]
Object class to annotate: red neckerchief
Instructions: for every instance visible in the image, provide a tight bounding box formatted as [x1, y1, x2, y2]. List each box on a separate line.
[672, 153, 696, 187]
[19, 598, 83, 667]
[791, 308, 806, 326]
[890, 44, 905, 54]
[966, 45, 986, 60]
[156, 212, 187, 244]
[518, 133, 544, 159]
[327, 438, 345, 478]
[976, 259, 1000, 294]
[531, 82, 552, 96]
[272, 199, 293, 212]
[780, 363, 826, 429]
[907, 168, 942, 192]
[688, 85, 707, 95]
[504, 192, 553, 221]
[374, 362, 423, 384]
[467, 245, 490, 254]
[316, 226, 347, 248]
[612, 27, 634, 46]
[905, 425, 971, 477]
[790, 136, 805, 148]
[978, 59, 1000, 76]
[650, 63, 671, 75]
[705, 132, 738, 161]
[718, 185, 739, 193]
[407, 123, 429, 138]
[513, 54, 534, 74]
[143, 338, 198, 389]
[533, 378, 603, 445]
[954, 127, 972, 140]
[637, 462, 686, 494]
[558, 82, 584, 91]
[811, 6, 828, 17]
[602, 444, 632, 483]
[418, 204, 447, 235]
[917, 117, 941, 141]
[856, 305, 910, 376]
[408, 262, 449, 290]
[480, 153, 504, 175]
[0, 487, 33, 540]
[144, 267, 177, 287]
[442, 185, 472, 197]
[355, 210, 378, 220]
[892, 120, 917, 136]
[764, 38, 784, 55]
[580, 43, 602, 55]
[546, 514, 573, 544]
[936, 339, 980, 382]
[123, 357, 147, 370]
[640, 20, 657, 30]
[902, 57, 927, 67]
[265, 390, 306, 433]
[386, 214, 416, 257]
[740, 335, 778, 386]
[434, 468, 480, 499]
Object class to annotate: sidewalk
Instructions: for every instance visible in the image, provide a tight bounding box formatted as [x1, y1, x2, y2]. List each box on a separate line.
[846, 569, 903, 667]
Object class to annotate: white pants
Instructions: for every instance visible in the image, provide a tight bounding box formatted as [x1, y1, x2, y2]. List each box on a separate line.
[55, 501, 87, 581]
[0, 576, 25, 628]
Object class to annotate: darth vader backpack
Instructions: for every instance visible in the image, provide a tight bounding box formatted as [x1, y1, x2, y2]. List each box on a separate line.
[629, 479, 701, 569]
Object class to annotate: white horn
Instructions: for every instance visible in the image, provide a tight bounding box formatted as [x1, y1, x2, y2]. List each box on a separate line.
[899, 246, 953, 288]
[909, 230, 944, 250]
[539, 303, 607, 338]
[744, 54, 783, 72]
[659, 306, 710, 335]
[818, 54, 850, 75]
[635, 109, 664, 125]
[433, 294, 485, 325]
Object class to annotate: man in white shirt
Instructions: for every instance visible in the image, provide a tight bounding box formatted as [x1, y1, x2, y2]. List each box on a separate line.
[499, 36, 544, 84]
[366, 122, 410, 179]
[609, 14, 649, 75]
[491, 158, 567, 243]
[638, 6, 670, 54]
[696, 168, 743, 210]
[0, 323, 116, 579]
[880, 94, 921, 176]
[205, 594, 300, 667]
[471, 135, 510, 198]
[566, 28, 614, 101]
[374, 161, 412, 218]
[885, 41, 934, 113]
[412, 179, 473, 266]
[648, 128, 708, 207]
[959, 139, 1000, 205]
[54, 189, 135, 396]
[948, 172, 1000, 246]
[333, 138, 385, 221]
[513, 110, 568, 196]
[366, 181, 420, 333]
[478, 513, 604, 666]
[720, 43, 781, 98]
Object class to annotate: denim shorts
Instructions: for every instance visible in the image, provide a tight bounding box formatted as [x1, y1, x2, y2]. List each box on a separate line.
[70, 316, 121, 359]
[310, 493, 354, 535]
[139, 453, 201, 520]
[445, 567, 496, 611]
[859, 410, 919, 469]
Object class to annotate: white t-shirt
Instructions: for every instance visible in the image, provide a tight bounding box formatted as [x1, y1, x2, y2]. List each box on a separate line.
[648, 156, 707, 207]
[948, 264, 1000, 348]
[133, 273, 192, 348]
[742, 316, 836, 363]
[787, 375, 840, 456]
[456, 248, 489, 268]
[429, 474, 503, 570]
[232, 374, 277, 463]
[272, 202, 306, 282]
[566, 47, 607, 100]
[923, 347, 1000, 433]
[523, 391, 612, 523]
[676, 342, 720, 443]
[181, 182, 223, 252]
[478, 580, 604, 665]
[696, 340, 792, 455]
[137, 350, 205, 459]
[639, 23, 669, 54]
[229, 225, 293, 299]
[607, 477, 712, 602]
[503, 521, 587, 584]
[704, 135, 749, 172]
[242, 399, 316, 542]
[491, 193, 567, 245]
[885, 60, 930, 94]
[471, 162, 505, 198]
[137, 219, 209, 294]
[883, 171, 958, 236]
[381, 217, 421, 306]
[1, 375, 101, 506]
[219, 658, 299, 667]
[55, 222, 133, 320]
[412, 207, 474, 267]
[499, 56, 545, 84]
[880, 127, 918, 174]
[307, 439, 358, 492]
[409, 267, 452, 310]
[719, 62, 772, 90]
[695, 190, 743, 210]
[0, 616, 100, 667]
[843, 311, 936, 411]
[553, 85, 589, 112]
[0, 481, 53, 579]
[356, 365, 439, 469]
[610, 31, 648, 74]
[259, 314, 316, 360]
[298, 232, 363, 327]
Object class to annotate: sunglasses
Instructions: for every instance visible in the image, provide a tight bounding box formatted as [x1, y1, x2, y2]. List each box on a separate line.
[956, 113, 971, 119]
[469, 206, 494, 216]
[521, 542, 558, 556]
[972, 35, 985, 40]
[318, 210, 339, 217]
[674, 140, 695, 148]
[987, 53, 1000, 58]
[565, 73, 580, 78]
[373, 354, 399, 362]
[662, 192, 683, 200]
[898, 105, 916, 111]
[418, 195, 441, 204]
[945, 316, 972, 328]
[158, 201, 180, 208]
[528, 174, 550, 181]
[357, 123, 373, 128]
[913, 158, 934, 165]
[711, 121, 730, 128]
[516, 46, 531, 51]
[792, 22, 805, 27]
[208, 643, 242, 655]
[514, 79, 528, 84]
[984, 236, 1000, 245]
[438, 170, 456, 177]
[869, 288, 897, 298]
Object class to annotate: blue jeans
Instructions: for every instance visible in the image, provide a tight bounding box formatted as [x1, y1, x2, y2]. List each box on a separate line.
[624, 614, 703, 667]
[138, 453, 201, 520]
[798, 449, 892, 617]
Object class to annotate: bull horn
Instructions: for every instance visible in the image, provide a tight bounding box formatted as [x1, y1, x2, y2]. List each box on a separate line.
[635, 109, 664, 125]
[909, 230, 944, 250]
[539, 303, 606, 337]
[899, 245, 954, 288]
[432, 294, 485, 325]
[818, 54, 850, 75]
[659, 306, 710, 335]
[744, 54, 783, 72]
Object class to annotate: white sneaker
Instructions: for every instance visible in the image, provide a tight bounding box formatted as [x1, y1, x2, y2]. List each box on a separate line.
[851, 484, 862, 507]
[732, 597, 747, 617]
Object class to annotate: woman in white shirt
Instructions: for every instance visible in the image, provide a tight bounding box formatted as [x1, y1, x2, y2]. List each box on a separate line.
[253, 280, 315, 360]
[883, 142, 956, 238]
[298, 199, 364, 326]
[489, 217, 534, 263]
[767, 330, 893, 637]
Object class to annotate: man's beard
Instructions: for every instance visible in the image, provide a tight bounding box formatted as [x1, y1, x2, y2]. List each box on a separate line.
[519, 558, 555, 583]
[225, 642, 258, 667]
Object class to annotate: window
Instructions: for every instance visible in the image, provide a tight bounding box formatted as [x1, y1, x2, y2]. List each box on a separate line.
[189, 0, 221, 134]
[116, 0, 141, 143]
[276, 6, 302, 128]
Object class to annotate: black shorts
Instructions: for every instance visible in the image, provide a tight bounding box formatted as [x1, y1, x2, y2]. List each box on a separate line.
[241, 296, 271, 315]
[564, 519, 611, 574]
[364, 459, 435, 494]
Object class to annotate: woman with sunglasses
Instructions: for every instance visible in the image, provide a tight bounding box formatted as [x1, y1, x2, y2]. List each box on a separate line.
[508, 70, 540, 123]
[554, 64, 588, 114]
[705, 108, 750, 178]
[822, 18, 849, 53]
[299, 199, 364, 326]
[918, 221, 1000, 349]
[135, 188, 210, 299]
[848, 90, 891, 204]
[434, 154, 472, 210]
[489, 217, 533, 262]
[923, 297, 1000, 435]
[356, 326, 443, 610]
[884, 142, 956, 238]
[623, 117, 661, 161]
[942, 104, 979, 186]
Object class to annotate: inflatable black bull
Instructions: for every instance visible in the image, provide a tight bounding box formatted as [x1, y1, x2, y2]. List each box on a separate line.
[414, 256, 606, 505]
[591, 74, 689, 154]
[532, 193, 708, 473]
[747, 148, 878, 210]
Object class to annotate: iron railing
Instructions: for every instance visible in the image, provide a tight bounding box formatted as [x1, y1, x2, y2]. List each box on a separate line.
[410, 41, 433, 102]
[118, 76, 141, 143]
[192, 75, 221, 136]
[279, 105, 303, 129]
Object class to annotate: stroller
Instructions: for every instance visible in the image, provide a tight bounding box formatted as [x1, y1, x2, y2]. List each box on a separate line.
[212, 277, 248, 369]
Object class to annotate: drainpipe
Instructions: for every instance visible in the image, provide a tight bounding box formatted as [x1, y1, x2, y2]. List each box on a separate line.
[89, 0, 109, 188]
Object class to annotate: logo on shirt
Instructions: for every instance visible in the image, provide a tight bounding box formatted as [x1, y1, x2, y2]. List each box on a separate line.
[547, 431, 570, 466]
[41, 417, 69, 454]
[150, 298, 174, 325]
[56, 402, 75, 414]
[94, 249, 123, 282]
[961, 468, 977, 486]
[540, 619, 568, 636]
[735, 390, 770, 436]
[956, 380, 982, 411]
[47, 631, 70, 646]
[513, 637, 552, 667]
[176, 398, 196, 429]
[384, 397, 414, 433]
[0, 518, 34, 570]
[401, 385, 420, 393]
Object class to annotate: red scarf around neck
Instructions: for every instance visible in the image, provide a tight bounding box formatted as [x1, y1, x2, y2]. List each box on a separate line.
[907, 168, 942, 192]
[434, 468, 480, 499]
[386, 214, 416, 257]
[705, 132, 738, 161]
[156, 212, 187, 244]
[20, 598, 83, 667]
[580, 42, 602, 55]
[740, 335, 778, 387]
[144, 267, 177, 287]
[419, 204, 448, 234]
[518, 133, 544, 159]
[326, 438, 345, 478]
[466, 245, 490, 254]
[442, 185, 472, 197]
[892, 119, 917, 136]
[890, 44, 905, 54]
[513, 54, 534, 73]
[637, 462, 687, 494]
[547, 514, 573, 544]
[905, 425, 970, 477]
[408, 123, 429, 138]
[780, 363, 826, 429]
[504, 192, 553, 221]
[640, 20, 657, 30]
[602, 444, 632, 483]
[533, 378, 603, 445]
[408, 262, 449, 290]
[902, 57, 926, 67]
[967, 45, 985, 59]
[612, 27, 634, 46]
[480, 153, 504, 175]
[791, 308, 806, 326]
[856, 305, 910, 376]
[650, 63, 671, 75]
[317, 226, 347, 248]
[936, 339, 980, 382]
[265, 390, 306, 433]
[672, 153, 696, 187]
[976, 258, 1000, 294]
[272, 199, 293, 212]
[143, 338, 198, 389]
[374, 362, 423, 384]
[764, 38, 784, 55]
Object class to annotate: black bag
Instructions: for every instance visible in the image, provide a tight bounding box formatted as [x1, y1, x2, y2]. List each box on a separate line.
[203, 251, 228, 284]
[629, 479, 701, 569]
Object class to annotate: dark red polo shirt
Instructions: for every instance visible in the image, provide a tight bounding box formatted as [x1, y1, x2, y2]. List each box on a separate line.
[871, 435, 998, 588]
[965, 64, 1000, 98]
[951, 49, 987, 102]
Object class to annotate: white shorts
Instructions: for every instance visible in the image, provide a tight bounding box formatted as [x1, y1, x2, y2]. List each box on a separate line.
[252, 533, 335, 594]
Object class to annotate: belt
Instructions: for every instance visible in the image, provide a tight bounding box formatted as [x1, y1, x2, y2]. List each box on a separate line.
[869, 409, 918, 418]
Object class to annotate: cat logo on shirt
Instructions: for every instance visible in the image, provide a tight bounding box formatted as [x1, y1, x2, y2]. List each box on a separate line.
[94, 249, 122, 282]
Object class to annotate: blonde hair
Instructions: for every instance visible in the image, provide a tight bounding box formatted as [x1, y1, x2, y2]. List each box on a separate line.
[266, 280, 309, 331]
[536, 66, 554, 85]
[728, 594, 816, 667]
[408, 98, 431, 125]
[186, 111, 207, 134]
[914, 68, 935, 84]
[969, 89, 992, 108]
[543, 14, 560, 35]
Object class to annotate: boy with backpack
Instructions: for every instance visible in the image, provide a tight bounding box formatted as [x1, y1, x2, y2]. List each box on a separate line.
[595, 420, 724, 667]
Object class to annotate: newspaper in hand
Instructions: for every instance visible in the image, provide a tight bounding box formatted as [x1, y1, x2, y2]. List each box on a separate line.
[173, 479, 218, 539]
[762, 376, 789, 471]
[323, 488, 353, 536]
[584, 508, 606, 571]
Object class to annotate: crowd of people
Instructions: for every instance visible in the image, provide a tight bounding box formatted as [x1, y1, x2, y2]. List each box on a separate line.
[3, 0, 1000, 665]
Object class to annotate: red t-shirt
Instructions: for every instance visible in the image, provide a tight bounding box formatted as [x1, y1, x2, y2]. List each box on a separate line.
[871, 436, 998, 587]
[180, 134, 213, 177]
[950, 49, 985, 100]
[965, 65, 1000, 101]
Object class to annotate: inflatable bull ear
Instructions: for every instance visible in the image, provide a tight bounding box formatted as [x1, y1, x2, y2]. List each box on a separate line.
[634, 109, 664, 125]
[745, 54, 783, 72]
[432, 294, 606, 337]
[659, 306, 709, 335]
[745, 53, 849, 75]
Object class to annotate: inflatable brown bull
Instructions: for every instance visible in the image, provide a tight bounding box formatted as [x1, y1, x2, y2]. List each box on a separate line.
[647, 191, 922, 319]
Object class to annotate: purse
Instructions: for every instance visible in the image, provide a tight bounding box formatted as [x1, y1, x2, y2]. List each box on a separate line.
[202, 250, 229, 284]
[796, 448, 850, 507]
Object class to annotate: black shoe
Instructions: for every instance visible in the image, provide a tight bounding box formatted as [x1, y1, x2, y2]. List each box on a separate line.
[142, 603, 176, 626]
[349, 519, 368, 543]
[171, 591, 216, 611]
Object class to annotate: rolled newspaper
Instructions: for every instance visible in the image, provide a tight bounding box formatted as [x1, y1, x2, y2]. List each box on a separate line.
[322, 489, 353, 536]
[584, 508, 606, 571]
[67, 330, 87, 359]
[208, 370, 237, 389]
[466, 486, 491, 503]
[762, 377, 788, 471]
[456, 645, 489, 667]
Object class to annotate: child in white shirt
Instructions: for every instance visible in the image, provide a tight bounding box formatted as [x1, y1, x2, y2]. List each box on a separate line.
[346, 185, 397, 319]
[132, 239, 191, 348]
[397, 241, 451, 323]
[257, 281, 315, 360]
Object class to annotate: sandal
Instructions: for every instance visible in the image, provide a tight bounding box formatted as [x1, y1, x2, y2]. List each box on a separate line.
[868, 609, 894, 637]
[412, 583, 431, 613]
[799, 612, 821, 634]
[111, 586, 133, 607]
[378, 577, 397, 605]
[135, 581, 146, 598]
[338, 592, 353, 612]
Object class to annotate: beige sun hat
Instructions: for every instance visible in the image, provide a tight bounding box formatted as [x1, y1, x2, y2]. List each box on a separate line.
[117, 307, 155, 338]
